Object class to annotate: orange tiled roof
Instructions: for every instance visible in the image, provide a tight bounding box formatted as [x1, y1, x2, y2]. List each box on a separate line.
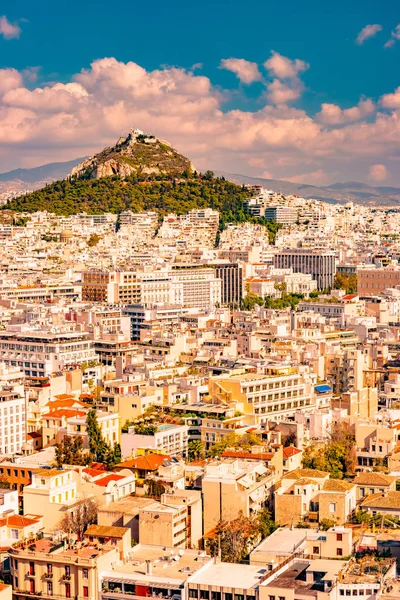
[41, 409, 86, 419]
[116, 454, 170, 471]
[221, 450, 274, 460]
[94, 474, 126, 487]
[283, 446, 302, 458]
[0, 515, 41, 528]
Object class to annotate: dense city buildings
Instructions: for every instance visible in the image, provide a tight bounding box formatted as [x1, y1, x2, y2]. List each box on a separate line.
[3, 189, 400, 598]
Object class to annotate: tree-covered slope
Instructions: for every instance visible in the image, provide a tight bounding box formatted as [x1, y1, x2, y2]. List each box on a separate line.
[3, 173, 247, 217]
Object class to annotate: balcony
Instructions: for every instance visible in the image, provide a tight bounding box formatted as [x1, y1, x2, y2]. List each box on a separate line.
[26, 571, 35, 578]
[43, 572, 53, 580]
[62, 574, 72, 581]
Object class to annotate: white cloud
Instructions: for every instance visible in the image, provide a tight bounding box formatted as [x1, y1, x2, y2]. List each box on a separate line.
[0, 16, 21, 40]
[266, 79, 303, 105]
[384, 24, 400, 48]
[355, 24, 382, 45]
[316, 98, 375, 125]
[0, 57, 400, 182]
[368, 164, 388, 181]
[381, 86, 400, 109]
[220, 58, 262, 84]
[264, 51, 309, 79]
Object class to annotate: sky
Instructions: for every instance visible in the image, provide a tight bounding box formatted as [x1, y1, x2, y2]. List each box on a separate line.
[1, 0, 400, 185]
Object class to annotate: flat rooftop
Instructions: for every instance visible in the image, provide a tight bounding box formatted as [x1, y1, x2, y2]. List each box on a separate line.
[189, 562, 266, 590]
[103, 545, 211, 585]
[98, 496, 155, 515]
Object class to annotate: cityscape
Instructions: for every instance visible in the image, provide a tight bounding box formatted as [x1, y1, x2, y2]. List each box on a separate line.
[0, 3, 400, 600]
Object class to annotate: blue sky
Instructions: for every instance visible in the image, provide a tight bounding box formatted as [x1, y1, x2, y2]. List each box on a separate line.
[1, 0, 400, 184]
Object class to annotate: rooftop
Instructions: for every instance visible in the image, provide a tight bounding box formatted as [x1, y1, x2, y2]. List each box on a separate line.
[102, 544, 211, 585]
[189, 561, 265, 589]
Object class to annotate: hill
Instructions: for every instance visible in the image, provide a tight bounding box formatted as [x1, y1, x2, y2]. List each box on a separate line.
[71, 129, 193, 180]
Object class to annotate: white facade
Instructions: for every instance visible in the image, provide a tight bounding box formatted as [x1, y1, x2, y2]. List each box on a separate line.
[121, 423, 189, 458]
[0, 363, 27, 456]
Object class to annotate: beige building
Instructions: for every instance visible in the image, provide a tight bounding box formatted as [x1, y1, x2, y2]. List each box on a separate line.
[209, 366, 316, 424]
[357, 265, 400, 296]
[202, 459, 276, 534]
[250, 526, 353, 567]
[275, 468, 357, 526]
[138, 489, 202, 549]
[10, 535, 118, 599]
[23, 469, 81, 532]
[353, 472, 397, 501]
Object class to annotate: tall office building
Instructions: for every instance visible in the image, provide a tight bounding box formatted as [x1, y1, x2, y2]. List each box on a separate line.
[273, 249, 336, 290]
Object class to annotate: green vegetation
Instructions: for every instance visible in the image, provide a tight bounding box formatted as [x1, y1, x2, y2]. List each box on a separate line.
[206, 431, 262, 458]
[3, 174, 281, 242]
[207, 509, 278, 562]
[302, 422, 356, 479]
[319, 518, 336, 531]
[334, 272, 357, 294]
[87, 233, 101, 247]
[55, 435, 89, 467]
[241, 292, 264, 311]
[264, 292, 305, 310]
[86, 409, 122, 468]
[0, 474, 11, 489]
[188, 439, 204, 461]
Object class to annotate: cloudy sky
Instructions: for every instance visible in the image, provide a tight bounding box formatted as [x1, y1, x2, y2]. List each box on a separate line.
[1, 0, 400, 185]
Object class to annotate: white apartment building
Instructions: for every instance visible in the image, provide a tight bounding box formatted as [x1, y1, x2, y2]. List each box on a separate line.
[170, 268, 222, 309]
[210, 366, 317, 424]
[0, 363, 27, 456]
[121, 423, 189, 458]
[0, 329, 98, 377]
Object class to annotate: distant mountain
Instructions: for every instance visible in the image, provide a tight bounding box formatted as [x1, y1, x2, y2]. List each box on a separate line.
[0, 157, 86, 187]
[214, 171, 400, 206]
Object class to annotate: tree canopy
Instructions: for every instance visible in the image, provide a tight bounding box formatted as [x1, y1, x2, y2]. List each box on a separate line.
[2, 174, 281, 242]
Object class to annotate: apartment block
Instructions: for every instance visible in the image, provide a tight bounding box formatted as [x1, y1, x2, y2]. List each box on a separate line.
[202, 458, 275, 534]
[274, 249, 337, 290]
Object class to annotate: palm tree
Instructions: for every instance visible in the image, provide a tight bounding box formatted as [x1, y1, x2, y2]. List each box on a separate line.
[188, 440, 204, 461]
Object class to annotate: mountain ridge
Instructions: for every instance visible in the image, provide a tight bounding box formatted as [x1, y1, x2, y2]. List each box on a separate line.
[214, 171, 400, 206]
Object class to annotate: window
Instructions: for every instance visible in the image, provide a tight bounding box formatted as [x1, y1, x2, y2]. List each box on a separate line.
[235, 595, 244, 600]
[29, 561, 35, 576]
[224, 595, 233, 600]
[83, 568, 88, 579]
[313, 546, 319, 554]
[212, 593, 221, 600]
[48, 583, 53, 595]
[336, 533, 343, 541]
[340, 592, 344, 596]
[268, 596, 275, 600]
[329, 502, 336, 513]
[65, 583, 71, 599]
[279, 597, 285, 600]
[337, 548, 343, 556]
[83, 586, 89, 598]
[189, 591, 198, 599]
[200, 591, 209, 599]
[30, 580, 35, 594]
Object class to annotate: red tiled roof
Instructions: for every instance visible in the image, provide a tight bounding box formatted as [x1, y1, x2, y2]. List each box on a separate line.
[94, 474, 125, 487]
[283, 446, 302, 458]
[222, 450, 274, 460]
[116, 454, 170, 471]
[82, 468, 105, 478]
[42, 409, 86, 419]
[0, 515, 41, 528]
